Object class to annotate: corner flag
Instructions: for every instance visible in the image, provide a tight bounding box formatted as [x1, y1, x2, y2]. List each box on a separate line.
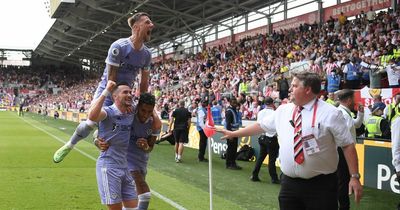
[204, 105, 216, 137]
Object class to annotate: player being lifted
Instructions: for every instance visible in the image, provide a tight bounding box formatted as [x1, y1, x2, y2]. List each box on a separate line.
[53, 12, 160, 163]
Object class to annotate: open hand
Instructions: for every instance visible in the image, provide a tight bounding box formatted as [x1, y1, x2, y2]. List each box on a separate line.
[217, 128, 233, 140]
[348, 178, 363, 204]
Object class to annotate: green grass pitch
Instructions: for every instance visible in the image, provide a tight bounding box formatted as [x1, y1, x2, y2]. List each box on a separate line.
[0, 111, 398, 209]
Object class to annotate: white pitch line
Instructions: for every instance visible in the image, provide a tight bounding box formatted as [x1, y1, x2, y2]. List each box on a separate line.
[22, 117, 187, 210]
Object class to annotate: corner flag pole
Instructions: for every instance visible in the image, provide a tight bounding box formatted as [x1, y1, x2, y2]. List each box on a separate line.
[208, 136, 213, 210]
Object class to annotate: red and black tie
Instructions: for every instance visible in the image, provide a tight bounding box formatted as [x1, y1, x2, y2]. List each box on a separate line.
[294, 106, 304, 164]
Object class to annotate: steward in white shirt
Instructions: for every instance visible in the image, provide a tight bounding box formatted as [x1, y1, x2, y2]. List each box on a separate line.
[391, 117, 400, 209]
[336, 89, 364, 210]
[220, 72, 362, 210]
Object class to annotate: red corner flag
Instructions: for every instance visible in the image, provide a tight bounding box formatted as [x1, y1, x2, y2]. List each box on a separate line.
[204, 105, 216, 137]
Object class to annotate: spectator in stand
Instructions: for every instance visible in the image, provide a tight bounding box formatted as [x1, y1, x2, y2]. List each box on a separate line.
[238, 77, 249, 95]
[338, 12, 347, 25]
[327, 69, 341, 94]
[343, 57, 361, 89]
[309, 59, 322, 76]
[324, 57, 339, 76]
[384, 58, 400, 88]
[367, 7, 376, 23]
[276, 73, 289, 100]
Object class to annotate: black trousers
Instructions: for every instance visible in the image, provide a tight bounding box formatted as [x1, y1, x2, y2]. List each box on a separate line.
[337, 147, 350, 210]
[279, 173, 338, 210]
[198, 130, 207, 160]
[252, 135, 279, 180]
[226, 137, 238, 167]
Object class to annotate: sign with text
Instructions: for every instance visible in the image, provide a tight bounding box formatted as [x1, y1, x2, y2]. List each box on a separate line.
[324, 0, 391, 20]
[273, 11, 319, 32]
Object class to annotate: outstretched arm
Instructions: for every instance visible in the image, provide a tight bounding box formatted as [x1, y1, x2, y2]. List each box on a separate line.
[219, 123, 264, 140]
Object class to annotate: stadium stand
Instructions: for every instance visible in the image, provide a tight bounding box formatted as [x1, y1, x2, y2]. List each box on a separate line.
[4, 8, 400, 122]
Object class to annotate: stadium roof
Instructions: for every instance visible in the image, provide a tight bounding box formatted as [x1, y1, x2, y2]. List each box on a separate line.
[34, 0, 281, 66]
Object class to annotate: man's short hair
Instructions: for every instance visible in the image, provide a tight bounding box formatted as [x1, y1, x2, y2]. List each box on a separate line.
[139, 93, 156, 106]
[336, 89, 354, 102]
[113, 82, 131, 94]
[292, 72, 321, 94]
[127, 12, 150, 28]
[264, 97, 274, 105]
[116, 82, 130, 87]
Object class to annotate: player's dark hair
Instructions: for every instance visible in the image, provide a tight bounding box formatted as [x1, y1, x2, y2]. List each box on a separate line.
[139, 93, 156, 106]
[116, 82, 130, 87]
[113, 82, 131, 94]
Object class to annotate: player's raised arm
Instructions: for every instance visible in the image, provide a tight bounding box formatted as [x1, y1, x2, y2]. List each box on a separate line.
[107, 64, 119, 82]
[88, 80, 116, 122]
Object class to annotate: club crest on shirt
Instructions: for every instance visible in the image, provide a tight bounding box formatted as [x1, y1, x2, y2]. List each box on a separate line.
[111, 48, 119, 56]
[146, 129, 153, 136]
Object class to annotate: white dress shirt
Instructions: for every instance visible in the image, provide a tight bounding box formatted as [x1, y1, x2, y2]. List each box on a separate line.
[337, 104, 364, 142]
[197, 106, 206, 130]
[259, 99, 354, 179]
[257, 107, 276, 137]
[392, 117, 400, 172]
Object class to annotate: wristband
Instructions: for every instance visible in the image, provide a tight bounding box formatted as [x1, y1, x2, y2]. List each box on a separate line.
[101, 89, 111, 97]
[152, 130, 161, 137]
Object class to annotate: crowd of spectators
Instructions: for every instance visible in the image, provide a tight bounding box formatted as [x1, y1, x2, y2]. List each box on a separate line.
[2, 8, 400, 124]
[151, 8, 400, 121]
[0, 65, 98, 112]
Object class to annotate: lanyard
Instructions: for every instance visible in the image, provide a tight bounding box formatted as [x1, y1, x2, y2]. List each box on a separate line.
[341, 106, 353, 118]
[292, 99, 319, 128]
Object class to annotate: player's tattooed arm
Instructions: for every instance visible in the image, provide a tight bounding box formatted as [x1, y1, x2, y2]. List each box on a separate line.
[107, 64, 119, 82]
[139, 67, 150, 93]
